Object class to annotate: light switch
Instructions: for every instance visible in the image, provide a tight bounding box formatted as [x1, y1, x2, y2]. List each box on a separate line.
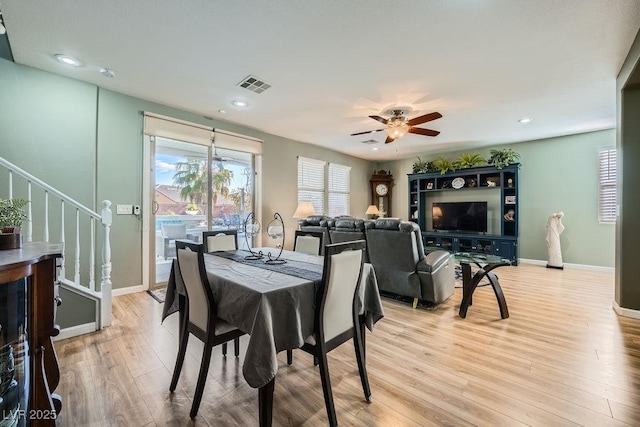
[116, 204, 133, 215]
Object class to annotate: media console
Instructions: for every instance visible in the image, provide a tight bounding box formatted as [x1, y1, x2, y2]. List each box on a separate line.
[408, 163, 520, 265]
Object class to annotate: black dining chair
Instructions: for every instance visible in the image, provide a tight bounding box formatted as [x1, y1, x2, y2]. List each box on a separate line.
[170, 241, 245, 418]
[288, 240, 371, 427]
[293, 230, 324, 255]
[202, 229, 238, 252]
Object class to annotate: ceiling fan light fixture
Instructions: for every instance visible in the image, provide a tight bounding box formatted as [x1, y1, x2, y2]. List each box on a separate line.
[384, 123, 409, 139]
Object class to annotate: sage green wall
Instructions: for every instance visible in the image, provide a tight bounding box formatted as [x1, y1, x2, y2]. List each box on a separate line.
[96, 89, 373, 260]
[617, 28, 640, 311]
[378, 129, 616, 267]
[0, 59, 374, 328]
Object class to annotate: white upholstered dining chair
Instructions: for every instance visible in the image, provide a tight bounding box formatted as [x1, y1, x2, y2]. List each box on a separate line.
[169, 241, 245, 418]
[202, 229, 238, 252]
[288, 240, 371, 427]
[293, 230, 324, 255]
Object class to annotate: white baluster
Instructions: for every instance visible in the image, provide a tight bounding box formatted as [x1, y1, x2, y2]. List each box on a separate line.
[100, 200, 113, 328]
[8, 171, 12, 199]
[74, 209, 80, 285]
[89, 218, 95, 291]
[26, 182, 32, 242]
[59, 201, 66, 279]
[44, 191, 49, 242]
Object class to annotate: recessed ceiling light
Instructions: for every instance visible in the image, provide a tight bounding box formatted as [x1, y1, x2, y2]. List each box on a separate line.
[518, 117, 532, 124]
[231, 100, 248, 108]
[218, 109, 226, 114]
[372, 147, 379, 151]
[54, 54, 81, 67]
[99, 68, 115, 78]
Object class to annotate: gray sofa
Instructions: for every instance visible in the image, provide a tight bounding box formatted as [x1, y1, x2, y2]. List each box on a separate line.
[364, 219, 455, 305]
[326, 218, 369, 262]
[300, 215, 455, 305]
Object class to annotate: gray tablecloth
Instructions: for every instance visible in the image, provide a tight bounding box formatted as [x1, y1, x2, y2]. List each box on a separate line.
[162, 248, 384, 389]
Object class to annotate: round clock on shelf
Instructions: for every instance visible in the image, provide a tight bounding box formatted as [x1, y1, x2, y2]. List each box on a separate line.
[370, 170, 394, 218]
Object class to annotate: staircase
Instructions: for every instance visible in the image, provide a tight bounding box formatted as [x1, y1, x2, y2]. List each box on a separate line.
[0, 156, 113, 330]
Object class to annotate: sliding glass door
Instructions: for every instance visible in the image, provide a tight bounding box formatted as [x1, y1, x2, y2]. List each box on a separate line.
[152, 137, 210, 286]
[148, 137, 258, 287]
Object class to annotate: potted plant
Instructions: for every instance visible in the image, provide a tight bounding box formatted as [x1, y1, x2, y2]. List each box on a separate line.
[432, 157, 457, 175]
[488, 148, 521, 169]
[185, 203, 199, 215]
[412, 157, 436, 174]
[455, 152, 486, 169]
[0, 198, 28, 249]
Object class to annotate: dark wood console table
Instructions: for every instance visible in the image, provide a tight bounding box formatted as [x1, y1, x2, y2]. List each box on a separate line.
[0, 242, 62, 426]
[456, 252, 510, 319]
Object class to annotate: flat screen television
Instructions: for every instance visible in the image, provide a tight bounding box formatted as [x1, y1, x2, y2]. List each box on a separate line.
[432, 201, 488, 233]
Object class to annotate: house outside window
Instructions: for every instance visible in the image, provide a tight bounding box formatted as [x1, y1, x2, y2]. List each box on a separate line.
[598, 148, 616, 223]
[297, 157, 350, 217]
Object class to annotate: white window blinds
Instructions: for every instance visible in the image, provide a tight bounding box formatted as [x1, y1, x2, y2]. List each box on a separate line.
[298, 157, 326, 215]
[328, 163, 351, 217]
[598, 148, 617, 223]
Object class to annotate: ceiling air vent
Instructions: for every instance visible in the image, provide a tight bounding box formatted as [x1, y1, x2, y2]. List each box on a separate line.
[361, 139, 379, 145]
[237, 75, 271, 94]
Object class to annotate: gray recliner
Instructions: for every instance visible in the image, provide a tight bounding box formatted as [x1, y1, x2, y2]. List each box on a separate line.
[364, 219, 455, 305]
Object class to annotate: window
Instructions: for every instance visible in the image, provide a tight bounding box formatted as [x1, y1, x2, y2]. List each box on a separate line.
[328, 163, 351, 217]
[598, 148, 617, 223]
[297, 157, 351, 216]
[297, 157, 326, 215]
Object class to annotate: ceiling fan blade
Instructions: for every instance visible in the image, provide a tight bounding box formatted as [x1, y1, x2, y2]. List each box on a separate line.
[408, 127, 440, 137]
[369, 115, 389, 125]
[350, 129, 385, 136]
[384, 136, 396, 144]
[407, 112, 442, 126]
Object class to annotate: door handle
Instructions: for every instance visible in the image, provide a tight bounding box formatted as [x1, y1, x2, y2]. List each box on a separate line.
[152, 201, 159, 214]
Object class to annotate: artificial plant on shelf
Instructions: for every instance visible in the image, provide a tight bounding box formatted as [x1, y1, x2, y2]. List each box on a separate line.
[455, 152, 486, 169]
[0, 198, 28, 233]
[412, 157, 436, 174]
[488, 148, 521, 169]
[432, 157, 457, 175]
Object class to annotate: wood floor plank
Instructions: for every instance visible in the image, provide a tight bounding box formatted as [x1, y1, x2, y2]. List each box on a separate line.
[52, 263, 640, 426]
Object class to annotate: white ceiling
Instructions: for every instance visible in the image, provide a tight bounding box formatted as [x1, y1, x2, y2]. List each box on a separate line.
[3, 1, 640, 161]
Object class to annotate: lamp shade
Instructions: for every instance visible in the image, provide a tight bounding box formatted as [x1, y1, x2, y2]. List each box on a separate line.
[365, 205, 380, 215]
[293, 201, 316, 219]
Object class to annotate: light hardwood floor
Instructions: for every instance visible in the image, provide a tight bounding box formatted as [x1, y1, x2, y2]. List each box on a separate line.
[54, 263, 640, 426]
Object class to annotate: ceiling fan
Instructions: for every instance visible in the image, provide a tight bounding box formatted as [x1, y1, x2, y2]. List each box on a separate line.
[351, 109, 442, 144]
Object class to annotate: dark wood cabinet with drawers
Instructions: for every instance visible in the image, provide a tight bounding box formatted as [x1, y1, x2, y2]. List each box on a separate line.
[0, 242, 62, 426]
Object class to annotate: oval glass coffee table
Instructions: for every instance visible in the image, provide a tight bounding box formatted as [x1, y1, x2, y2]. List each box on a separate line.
[455, 252, 511, 319]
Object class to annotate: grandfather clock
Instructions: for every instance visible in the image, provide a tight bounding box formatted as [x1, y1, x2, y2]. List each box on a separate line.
[370, 170, 394, 218]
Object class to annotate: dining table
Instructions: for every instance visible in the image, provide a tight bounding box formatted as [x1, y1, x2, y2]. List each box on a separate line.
[162, 247, 384, 426]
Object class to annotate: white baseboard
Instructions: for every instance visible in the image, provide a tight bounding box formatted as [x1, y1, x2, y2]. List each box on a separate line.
[112, 284, 144, 297]
[519, 258, 614, 273]
[613, 300, 640, 319]
[54, 322, 97, 341]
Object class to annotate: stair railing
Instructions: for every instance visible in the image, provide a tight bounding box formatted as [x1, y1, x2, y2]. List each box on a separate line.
[0, 156, 112, 329]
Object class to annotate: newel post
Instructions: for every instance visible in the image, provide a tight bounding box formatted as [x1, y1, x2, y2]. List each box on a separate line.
[100, 200, 113, 328]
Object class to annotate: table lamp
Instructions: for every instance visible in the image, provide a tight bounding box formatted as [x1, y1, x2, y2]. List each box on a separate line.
[293, 201, 316, 219]
[365, 205, 380, 219]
